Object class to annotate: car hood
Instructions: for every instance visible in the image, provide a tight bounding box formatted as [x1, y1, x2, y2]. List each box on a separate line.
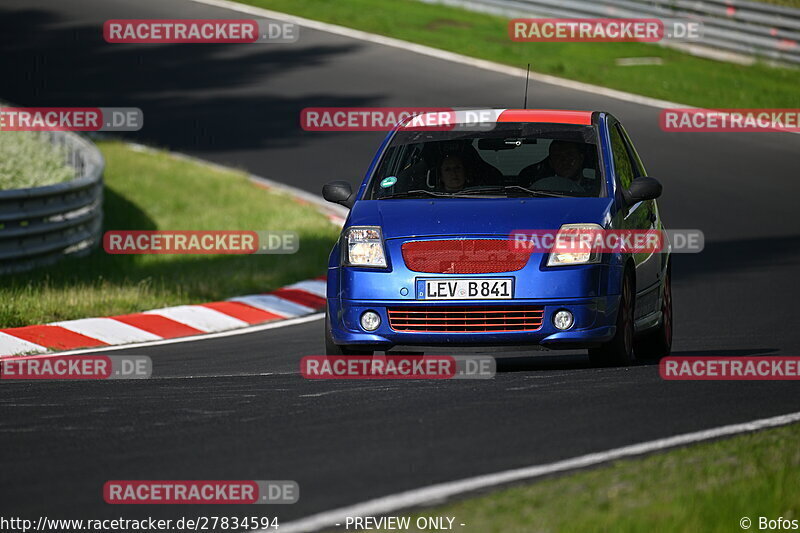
[348, 198, 615, 239]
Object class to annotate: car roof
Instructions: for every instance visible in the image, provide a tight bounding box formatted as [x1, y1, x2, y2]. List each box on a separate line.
[398, 109, 595, 129]
[496, 109, 593, 125]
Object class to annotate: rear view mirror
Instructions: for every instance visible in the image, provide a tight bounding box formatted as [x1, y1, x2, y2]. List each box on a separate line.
[477, 138, 533, 151]
[322, 180, 355, 208]
[624, 176, 662, 206]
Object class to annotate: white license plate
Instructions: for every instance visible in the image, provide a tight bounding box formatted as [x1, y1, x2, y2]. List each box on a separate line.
[422, 278, 513, 300]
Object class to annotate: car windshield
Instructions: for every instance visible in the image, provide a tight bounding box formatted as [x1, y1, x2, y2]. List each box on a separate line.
[367, 122, 604, 199]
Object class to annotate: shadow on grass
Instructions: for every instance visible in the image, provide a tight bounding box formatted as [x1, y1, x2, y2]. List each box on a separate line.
[1, 184, 338, 326]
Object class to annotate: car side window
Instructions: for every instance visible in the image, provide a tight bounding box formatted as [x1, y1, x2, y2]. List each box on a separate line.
[617, 125, 647, 178]
[610, 124, 634, 190]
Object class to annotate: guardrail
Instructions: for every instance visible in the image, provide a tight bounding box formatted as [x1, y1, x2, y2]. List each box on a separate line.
[420, 0, 800, 65]
[0, 132, 104, 275]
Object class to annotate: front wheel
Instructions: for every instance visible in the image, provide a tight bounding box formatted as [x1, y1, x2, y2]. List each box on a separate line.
[324, 310, 374, 356]
[588, 271, 635, 367]
[634, 265, 673, 360]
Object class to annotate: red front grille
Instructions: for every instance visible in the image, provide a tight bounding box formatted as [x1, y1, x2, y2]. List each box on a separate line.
[387, 305, 544, 332]
[401, 239, 530, 274]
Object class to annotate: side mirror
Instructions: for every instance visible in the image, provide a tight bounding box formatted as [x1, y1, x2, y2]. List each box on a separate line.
[322, 180, 355, 209]
[624, 176, 662, 206]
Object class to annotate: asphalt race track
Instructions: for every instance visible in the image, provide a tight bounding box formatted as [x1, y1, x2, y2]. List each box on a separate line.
[1, 0, 799, 527]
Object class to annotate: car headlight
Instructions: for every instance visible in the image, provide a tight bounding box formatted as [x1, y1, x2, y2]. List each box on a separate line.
[547, 223, 603, 266]
[343, 226, 387, 267]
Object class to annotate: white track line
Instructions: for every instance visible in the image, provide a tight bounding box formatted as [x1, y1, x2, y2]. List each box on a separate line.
[190, 0, 688, 110]
[192, 0, 800, 138]
[267, 410, 800, 533]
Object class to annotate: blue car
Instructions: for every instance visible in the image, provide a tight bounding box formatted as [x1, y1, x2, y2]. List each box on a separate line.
[322, 109, 672, 366]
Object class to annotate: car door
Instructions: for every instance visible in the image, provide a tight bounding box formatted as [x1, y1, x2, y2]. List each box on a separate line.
[609, 121, 660, 319]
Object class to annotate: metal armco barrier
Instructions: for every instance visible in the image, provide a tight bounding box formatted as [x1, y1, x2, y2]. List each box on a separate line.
[0, 132, 104, 274]
[420, 0, 800, 64]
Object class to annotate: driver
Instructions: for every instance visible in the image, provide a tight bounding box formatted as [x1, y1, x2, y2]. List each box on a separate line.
[533, 140, 587, 193]
[518, 140, 597, 195]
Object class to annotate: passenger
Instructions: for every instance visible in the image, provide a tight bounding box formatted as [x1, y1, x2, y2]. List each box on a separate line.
[439, 154, 468, 192]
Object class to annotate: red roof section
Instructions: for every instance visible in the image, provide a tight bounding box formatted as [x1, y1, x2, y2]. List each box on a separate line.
[497, 110, 593, 125]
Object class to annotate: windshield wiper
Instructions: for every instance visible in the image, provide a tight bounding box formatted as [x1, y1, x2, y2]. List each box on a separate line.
[456, 186, 575, 198]
[378, 189, 453, 199]
[503, 185, 576, 198]
[378, 187, 577, 200]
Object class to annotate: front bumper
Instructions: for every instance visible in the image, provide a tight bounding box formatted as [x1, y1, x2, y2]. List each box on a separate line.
[327, 295, 619, 349]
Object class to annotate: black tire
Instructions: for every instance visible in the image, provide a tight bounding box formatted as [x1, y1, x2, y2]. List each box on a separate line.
[589, 270, 635, 367]
[324, 310, 374, 356]
[634, 265, 673, 360]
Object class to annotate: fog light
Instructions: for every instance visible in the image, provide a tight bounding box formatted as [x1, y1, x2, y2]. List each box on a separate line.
[360, 311, 381, 331]
[553, 310, 574, 330]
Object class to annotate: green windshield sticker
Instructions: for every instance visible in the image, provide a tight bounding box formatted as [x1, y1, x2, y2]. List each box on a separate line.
[380, 176, 398, 188]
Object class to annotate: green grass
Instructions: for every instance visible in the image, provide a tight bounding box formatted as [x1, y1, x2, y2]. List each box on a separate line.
[0, 141, 339, 327]
[757, 0, 800, 8]
[239, 0, 800, 109]
[0, 132, 75, 190]
[379, 423, 800, 533]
